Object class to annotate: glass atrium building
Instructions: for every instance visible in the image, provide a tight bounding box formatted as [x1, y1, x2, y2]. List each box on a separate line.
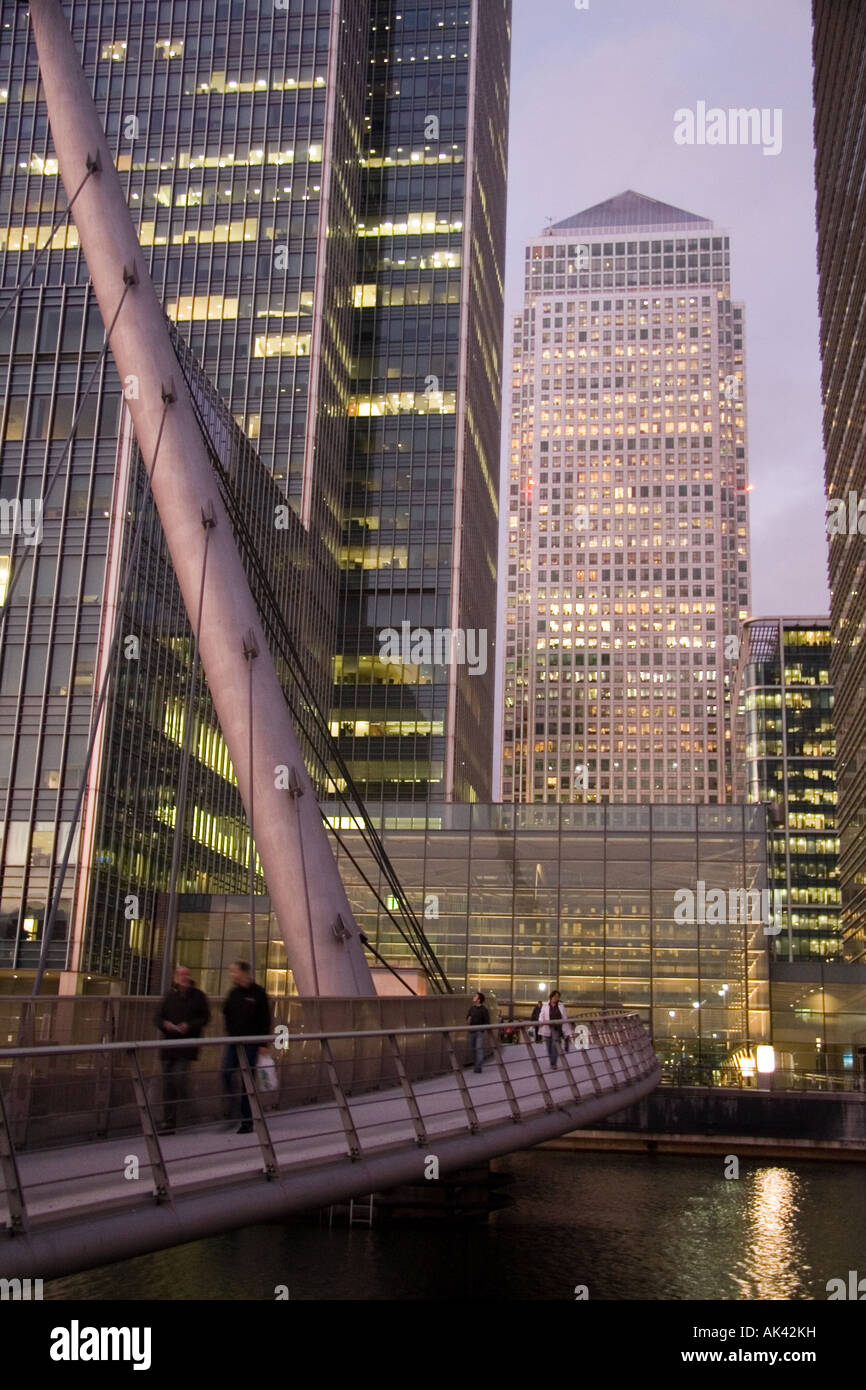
[176, 801, 773, 1072]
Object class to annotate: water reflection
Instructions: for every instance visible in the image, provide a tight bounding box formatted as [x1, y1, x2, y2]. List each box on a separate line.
[45, 1152, 859, 1301]
[733, 1167, 809, 1300]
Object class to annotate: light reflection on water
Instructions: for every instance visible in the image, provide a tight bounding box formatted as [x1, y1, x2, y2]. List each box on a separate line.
[45, 1152, 865, 1301]
[733, 1167, 808, 1300]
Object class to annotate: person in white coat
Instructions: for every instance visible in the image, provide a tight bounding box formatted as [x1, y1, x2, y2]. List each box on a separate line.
[538, 991, 572, 1069]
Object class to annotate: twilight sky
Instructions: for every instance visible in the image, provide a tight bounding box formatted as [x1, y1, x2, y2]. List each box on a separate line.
[504, 0, 828, 617]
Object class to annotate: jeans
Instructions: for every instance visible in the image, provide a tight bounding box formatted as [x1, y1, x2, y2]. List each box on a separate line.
[221, 1043, 259, 1121]
[472, 1031, 485, 1071]
[546, 1034, 560, 1068]
[160, 1055, 191, 1129]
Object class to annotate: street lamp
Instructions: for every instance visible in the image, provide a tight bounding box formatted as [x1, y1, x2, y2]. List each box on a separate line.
[756, 1043, 776, 1090]
[756, 1045, 776, 1074]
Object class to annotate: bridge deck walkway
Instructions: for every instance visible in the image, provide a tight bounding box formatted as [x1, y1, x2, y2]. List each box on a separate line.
[2, 1038, 653, 1228]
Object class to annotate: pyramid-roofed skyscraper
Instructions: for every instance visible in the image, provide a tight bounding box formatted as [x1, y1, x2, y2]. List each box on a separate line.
[501, 191, 751, 804]
[550, 190, 711, 232]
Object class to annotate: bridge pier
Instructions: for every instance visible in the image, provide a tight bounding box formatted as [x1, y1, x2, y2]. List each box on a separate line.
[323, 1163, 513, 1225]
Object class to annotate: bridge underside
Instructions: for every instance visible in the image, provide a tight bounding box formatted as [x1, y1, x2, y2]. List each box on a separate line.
[0, 1037, 659, 1278]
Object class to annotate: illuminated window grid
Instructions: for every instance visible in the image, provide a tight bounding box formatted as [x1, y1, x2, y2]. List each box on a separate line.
[501, 196, 750, 806]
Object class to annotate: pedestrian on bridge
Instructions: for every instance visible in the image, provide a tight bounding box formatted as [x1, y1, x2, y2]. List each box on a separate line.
[155, 965, 211, 1134]
[538, 991, 573, 1070]
[530, 999, 543, 1043]
[222, 961, 272, 1134]
[467, 991, 490, 1073]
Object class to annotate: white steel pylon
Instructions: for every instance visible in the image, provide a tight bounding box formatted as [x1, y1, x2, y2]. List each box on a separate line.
[29, 0, 375, 997]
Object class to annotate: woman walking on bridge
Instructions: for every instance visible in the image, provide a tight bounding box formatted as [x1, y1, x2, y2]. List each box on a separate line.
[538, 991, 573, 1070]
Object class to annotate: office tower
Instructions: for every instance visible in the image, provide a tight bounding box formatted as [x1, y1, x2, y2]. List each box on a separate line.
[735, 617, 840, 959]
[813, 0, 866, 963]
[0, 0, 509, 988]
[3, 0, 371, 605]
[334, 1, 510, 805]
[0, 284, 330, 990]
[0, 0, 364, 990]
[501, 191, 751, 805]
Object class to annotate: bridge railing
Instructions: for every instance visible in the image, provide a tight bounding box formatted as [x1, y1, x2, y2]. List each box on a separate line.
[0, 1012, 657, 1232]
[0, 993, 475, 1051]
[658, 1062, 866, 1092]
[0, 996, 638, 1148]
[0, 1009, 643, 1150]
[0, 994, 470, 1146]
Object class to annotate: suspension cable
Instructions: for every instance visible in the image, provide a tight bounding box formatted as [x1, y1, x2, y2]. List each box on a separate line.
[358, 933, 419, 996]
[173, 343, 450, 991]
[216, 491, 450, 986]
[204, 461, 446, 979]
[159, 499, 216, 994]
[326, 818, 433, 965]
[0, 156, 100, 331]
[200, 418, 450, 986]
[243, 629, 259, 977]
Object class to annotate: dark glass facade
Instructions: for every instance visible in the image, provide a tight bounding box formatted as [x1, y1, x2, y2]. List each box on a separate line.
[0, 285, 112, 978]
[813, 0, 866, 963]
[0, 0, 510, 989]
[0, 0, 365, 986]
[736, 617, 840, 961]
[83, 339, 337, 990]
[334, 0, 510, 804]
[0, 280, 334, 986]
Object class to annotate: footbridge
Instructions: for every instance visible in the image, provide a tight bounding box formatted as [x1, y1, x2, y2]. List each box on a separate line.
[0, 5, 660, 1282]
[0, 1005, 659, 1278]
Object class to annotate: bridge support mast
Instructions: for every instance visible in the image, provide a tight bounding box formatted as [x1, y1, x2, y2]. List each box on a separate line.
[28, 0, 375, 997]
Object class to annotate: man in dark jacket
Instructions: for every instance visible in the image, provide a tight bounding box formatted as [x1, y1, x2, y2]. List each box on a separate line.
[530, 999, 543, 1044]
[467, 991, 490, 1073]
[155, 965, 211, 1134]
[221, 960, 272, 1134]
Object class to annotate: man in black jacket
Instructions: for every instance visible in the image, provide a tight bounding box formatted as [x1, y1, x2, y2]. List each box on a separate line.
[221, 960, 272, 1134]
[155, 966, 211, 1134]
[467, 991, 490, 1073]
[530, 999, 543, 1044]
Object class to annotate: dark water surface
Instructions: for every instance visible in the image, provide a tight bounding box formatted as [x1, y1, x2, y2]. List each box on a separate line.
[45, 1151, 866, 1301]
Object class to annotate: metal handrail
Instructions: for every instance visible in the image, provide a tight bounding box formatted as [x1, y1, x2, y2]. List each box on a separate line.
[657, 1064, 865, 1092]
[0, 1011, 640, 1060]
[0, 1010, 658, 1257]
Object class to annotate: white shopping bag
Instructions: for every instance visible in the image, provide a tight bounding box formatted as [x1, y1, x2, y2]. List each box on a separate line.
[256, 1051, 278, 1092]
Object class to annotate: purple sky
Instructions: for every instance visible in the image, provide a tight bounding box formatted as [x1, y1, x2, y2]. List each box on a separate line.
[504, 0, 828, 617]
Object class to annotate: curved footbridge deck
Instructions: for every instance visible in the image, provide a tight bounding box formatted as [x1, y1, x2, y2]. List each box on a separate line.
[0, 1009, 659, 1277]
